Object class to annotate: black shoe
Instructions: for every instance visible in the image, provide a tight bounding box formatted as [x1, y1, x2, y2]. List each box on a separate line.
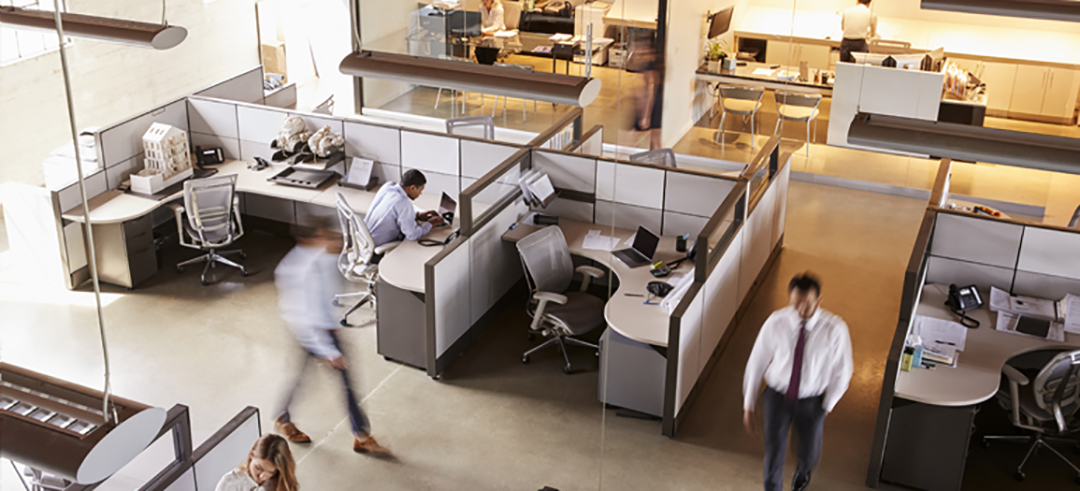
[792, 473, 811, 491]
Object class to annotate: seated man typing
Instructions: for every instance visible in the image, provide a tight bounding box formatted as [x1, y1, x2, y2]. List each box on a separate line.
[364, 169, 444, 254]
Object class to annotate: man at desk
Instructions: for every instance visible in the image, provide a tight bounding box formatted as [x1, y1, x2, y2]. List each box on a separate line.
[840, 0, 877, 63]
[480, 0, 505, 35]
[364, 169, 444, 255]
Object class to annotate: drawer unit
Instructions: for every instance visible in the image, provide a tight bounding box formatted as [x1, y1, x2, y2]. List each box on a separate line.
[88, 215, 159, 289]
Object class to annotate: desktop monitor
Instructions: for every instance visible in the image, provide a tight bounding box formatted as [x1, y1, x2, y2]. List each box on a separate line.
[448, 10, 481, 37]
[708, 6, 734, 39]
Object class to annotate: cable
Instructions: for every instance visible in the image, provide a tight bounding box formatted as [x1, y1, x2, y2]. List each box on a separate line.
[950, 307, 980, 328]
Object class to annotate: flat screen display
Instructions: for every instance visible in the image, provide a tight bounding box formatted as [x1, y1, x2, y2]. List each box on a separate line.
[709, 7, 734, 39]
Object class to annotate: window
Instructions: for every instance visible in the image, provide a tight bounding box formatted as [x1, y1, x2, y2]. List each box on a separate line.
[0, 0, 70, 66]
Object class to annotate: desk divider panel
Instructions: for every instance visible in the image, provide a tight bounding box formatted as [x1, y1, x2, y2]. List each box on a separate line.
[343, 120, 402, 184]
[192, 66, 265, 104]
[192, 408, 261, 491]
[187, 98, 241, 161]
[427, 236, 473, 376]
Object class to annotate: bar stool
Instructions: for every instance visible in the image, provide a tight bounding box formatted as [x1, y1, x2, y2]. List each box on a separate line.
[774, 91, 823, 157]
[715, 86, 764, 148]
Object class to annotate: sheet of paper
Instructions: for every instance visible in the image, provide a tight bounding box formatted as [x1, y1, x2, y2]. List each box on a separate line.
[996, 311, 1065, 342]
[914, 315, 968, 351]
[1064, 293, 1080, 335]
[582, 232, 620, 251]
[751, 68, 776, 76]
[989, 286, 1011, 312]
[494, 30, 517, 38]
[346, 157, 373, 186]
[989, 286, 1058, 319]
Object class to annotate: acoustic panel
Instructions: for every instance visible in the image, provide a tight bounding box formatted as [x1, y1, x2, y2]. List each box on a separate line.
[401, 131, 460, 176]
[105, 157, 142, 190]
[100, 99, 188, 169]
[58, 171, 107, 213]
[594, 200, 662, 235]
[193, 66, 265, 104]
[1017, 226, 1080, 280]
[532, 151, 596, 193]
[538, 197, 594, 223]
[193, 414, 260, 491]
[675, 289, 705, 416]
[664, 171, 736, 218]
[931, 213, 1023, 269]
[190, 133, 241, 161]
[701, 229, 742, 357]
[187, 99, 239, 139]
[595, 161, 665, 209]
[237, 105, 287, 143]
[344, 121, 402, 165]
[293, 113, 344, 137]
[469, 202, 526, 324]
[405, 169, 459, 201]
[239, 139, 276, 163]
[739, 188, 775, 302]
[460, 140, 520, 179]
[1012, 271, 1080, 300]
[434, 241, 472, 355]
[662, 211, 710, 241]
[925, 256, 1014, 292]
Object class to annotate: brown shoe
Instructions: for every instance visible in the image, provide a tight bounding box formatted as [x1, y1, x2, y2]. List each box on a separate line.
[274, 416, 311, 443]
[353, 435, 391, 457]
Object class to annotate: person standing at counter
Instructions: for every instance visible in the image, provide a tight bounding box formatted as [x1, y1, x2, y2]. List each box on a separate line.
[840, 0, 877, 63]
[743, 273, 853, 491]
[480, 0, 505, 35]
[365, 169, 444, 253]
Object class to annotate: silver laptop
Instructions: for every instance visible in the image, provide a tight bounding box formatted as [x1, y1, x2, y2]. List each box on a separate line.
[612, 226, 660, 268]
[435, 192, 456, 228]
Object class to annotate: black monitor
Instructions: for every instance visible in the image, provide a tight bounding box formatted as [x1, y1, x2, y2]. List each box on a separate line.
[708, 6, 734, 39]
[448, 10, 481, 37]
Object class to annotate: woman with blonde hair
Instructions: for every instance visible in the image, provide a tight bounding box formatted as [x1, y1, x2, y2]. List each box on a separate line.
[215, 434, 299, 491]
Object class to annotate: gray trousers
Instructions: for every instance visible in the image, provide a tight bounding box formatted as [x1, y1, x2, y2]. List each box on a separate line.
[762, 387, 826, 491]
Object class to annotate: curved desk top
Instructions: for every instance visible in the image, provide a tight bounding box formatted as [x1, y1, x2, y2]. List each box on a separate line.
[376, 215, 460, 294]
[503, 219, 689, 348]
[894, 283, 1080, 407]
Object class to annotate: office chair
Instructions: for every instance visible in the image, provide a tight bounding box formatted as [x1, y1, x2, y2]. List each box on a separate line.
[982, 350, 1080, 483]
[491, 63, 539, 122]
[630, 148, 677, 168]
[715, 85, 764, 148]
[516, 226, 605, 374]
[16, 464, 69, 491]
[333, 192, 400, 327]
[1068, 204, 1080, 229]
[447, 115, 496, 140]
[174, 175, 247, 285]
[774, 91, 822, 157]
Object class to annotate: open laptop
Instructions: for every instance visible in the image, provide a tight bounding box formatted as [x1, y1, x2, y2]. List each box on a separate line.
[435, 192, 456, 228]
[612, 226, 660, 268]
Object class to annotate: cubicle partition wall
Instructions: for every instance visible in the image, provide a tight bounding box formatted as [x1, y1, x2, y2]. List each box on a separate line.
[663, 139, 791, 436]
[570, 125, 604, 157]
[191, 66, 266, 105]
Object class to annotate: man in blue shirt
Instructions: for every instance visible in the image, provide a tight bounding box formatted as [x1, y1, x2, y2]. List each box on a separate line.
[365, 169, 444, 251]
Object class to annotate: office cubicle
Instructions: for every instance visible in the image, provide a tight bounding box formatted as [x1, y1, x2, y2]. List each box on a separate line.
[866, 159, 1080, 488]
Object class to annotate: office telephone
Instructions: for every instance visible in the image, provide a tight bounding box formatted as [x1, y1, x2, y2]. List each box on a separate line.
[946, 283, 983, 328]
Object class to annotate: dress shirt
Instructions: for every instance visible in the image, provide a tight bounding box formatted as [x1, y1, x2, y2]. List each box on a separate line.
[480, 3, 505, 34]
[841, 4, 877, 40]
[215, 469, 274, 491]
[743, 306, 853, 412]
[275, 244, 341, 361]
[364, 182, 431, 247]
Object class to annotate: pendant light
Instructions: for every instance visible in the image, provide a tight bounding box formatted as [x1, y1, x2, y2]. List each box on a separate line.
[0, 6, 187, 50]
[921, 0, 1080, 23]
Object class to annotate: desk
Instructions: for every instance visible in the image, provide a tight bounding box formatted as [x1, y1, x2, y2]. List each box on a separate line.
[880, 283, 1080, 491]
[696, 61, 833, 96]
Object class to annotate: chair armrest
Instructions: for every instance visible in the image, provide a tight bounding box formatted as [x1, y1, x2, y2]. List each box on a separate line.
[531, 291, 567, 330]
[1003, 364, 1030, 386]
[575, 265, 604, 292]
[168, 203, 193, 247]
[374, 241, 402, 255]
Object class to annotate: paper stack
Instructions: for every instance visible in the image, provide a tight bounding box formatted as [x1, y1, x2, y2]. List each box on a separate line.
[913, 315, 967, 367]
[988, 286, 1067, 341]
[582, 230, 621, 251]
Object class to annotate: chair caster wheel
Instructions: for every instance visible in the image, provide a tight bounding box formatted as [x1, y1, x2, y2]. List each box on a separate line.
[563, 366, 572, 374]
[240, 270, 248, 277]
[177, 266, 184, 273]
[527, 333, 535, 341]
[340, 319, 350, 327]
[979, 439, 990, 449]
[239, 252, 247, 259]
[332, 299, 341, 307]
[200, 279, 209, 286]
[522, 356, 530, 364]
[1014, 471, 1025, 482]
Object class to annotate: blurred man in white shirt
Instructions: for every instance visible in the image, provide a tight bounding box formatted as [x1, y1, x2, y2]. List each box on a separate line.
[840, 0, 877, 62]
[743, 273, 853, 491]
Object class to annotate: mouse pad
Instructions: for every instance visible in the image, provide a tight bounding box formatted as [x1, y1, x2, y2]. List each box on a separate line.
[1016, 316, 1051, 338]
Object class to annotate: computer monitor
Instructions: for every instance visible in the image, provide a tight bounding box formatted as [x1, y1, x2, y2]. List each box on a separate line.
[448, 10, 481, 37]
[708, 6, 734, 39]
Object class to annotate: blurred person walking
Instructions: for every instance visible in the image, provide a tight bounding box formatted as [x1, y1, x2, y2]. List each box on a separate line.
[272, 219, 391, 457]
[743, 273, 853, 491]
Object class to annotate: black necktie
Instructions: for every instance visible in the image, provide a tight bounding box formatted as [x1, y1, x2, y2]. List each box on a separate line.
[786, 318, 808, 405]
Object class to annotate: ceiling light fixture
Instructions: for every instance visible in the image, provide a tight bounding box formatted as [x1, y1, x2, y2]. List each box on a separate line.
[921, 0, 1080, 23]
[339, 50, 602, 107]
[0, 6, 187, 50]
[848, 112, 1080, 175]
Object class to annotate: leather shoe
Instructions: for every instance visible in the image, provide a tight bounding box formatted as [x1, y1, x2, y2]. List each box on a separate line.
[792, 472, 811, 491]
[353, 435, 392, 457]
[273, 415, 311, 444]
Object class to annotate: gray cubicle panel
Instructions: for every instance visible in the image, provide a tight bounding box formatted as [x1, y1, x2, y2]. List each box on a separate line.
[401, 130, 463, 200]
[237, 103, 288, 163]
[574, 125, 603, 157]
[925, 212, 1024, 291]
[529, 150, 598, 220]
[427, 235, 473, 375]
[192, 408, 261, 491]
[187, 98, 241, 161]
[1013, 225, 1080, 298]
[192, 66, 265, 105]
[98, 98, 189, 195]
[344, 120, 403, 184]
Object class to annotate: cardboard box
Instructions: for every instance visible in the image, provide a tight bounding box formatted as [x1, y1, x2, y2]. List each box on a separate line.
[261, 41, 287, 82]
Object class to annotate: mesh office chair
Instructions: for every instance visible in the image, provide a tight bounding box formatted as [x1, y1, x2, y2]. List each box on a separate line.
[447, 116, 496, 140]
[516, 226, 605, 374]
[774, 92, 822, 157]
[983, 350, 1080, 483]
[174, 175, 247, 285]
[333, 192, 400, 327]
[630, 148, 677, 168]
[715, 86, 764, 148]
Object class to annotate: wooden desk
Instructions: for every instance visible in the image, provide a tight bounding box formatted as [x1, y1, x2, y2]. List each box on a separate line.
[502, 218, 690, 348]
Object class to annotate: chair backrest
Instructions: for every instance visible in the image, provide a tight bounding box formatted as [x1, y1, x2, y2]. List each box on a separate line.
[447, 115, 495, 140]
[183, 175, 237, 246]
[629, 148, 677, 168]
[1033, 350, 1080, 430]
[516, 226, 574, 295]
[313, 95, 335, 115]
[719, 86, 764, 102]
[335, 192, 377, 276]
[503, 1, 522, 30]
[775, 91, 822, 108]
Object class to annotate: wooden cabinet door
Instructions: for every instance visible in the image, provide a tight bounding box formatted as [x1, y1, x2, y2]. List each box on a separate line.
[765, 40, 795, 67]
[979, 62, 1017, 113]
[1010, 66, 1049, 115]
[1041, 68, 1077, 119]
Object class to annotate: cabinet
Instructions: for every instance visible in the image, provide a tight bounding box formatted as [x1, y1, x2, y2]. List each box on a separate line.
[765, 41, 833, 71]
[1008, 65, 1079, 122]
[89, 214, 158, 289]
[949, 57, 1017, 113]
[1043, 67, 1078, 119]
[1010, 67, 1047, 115]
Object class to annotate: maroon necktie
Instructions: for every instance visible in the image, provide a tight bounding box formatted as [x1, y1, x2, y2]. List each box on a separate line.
[786, 319, 808, 405]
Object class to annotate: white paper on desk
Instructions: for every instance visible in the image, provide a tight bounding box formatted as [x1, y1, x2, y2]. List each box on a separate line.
[751, 68, 776, 76]
[346, 157, 373, 186]
[914, 315, 968, 351]
[494, 30, 517, 38]
[661, 269, 696, 313]
[1063, 294, 1080, 335]
[990, 286, 1059, 319]
[996, 311, 1065, 342]
[582, 232, 620, 251]
[989, 286, 1011, 312]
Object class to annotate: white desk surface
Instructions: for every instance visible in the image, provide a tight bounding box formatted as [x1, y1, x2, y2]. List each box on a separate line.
[375, 205, 459, 294]
[894, 283, 1080, 407]
[504, 218, 689, 348]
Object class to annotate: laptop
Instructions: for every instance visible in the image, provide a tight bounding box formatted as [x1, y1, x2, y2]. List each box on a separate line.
[435, 192, 456, 228]
[612, 226, 660, 268]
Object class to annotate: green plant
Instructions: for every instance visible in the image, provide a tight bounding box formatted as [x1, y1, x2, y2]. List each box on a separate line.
[706, 40, 730, 61]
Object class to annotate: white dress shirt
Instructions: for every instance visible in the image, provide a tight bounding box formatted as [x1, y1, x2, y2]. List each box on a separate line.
[364, 182, 431, 247]
[215, 469, 274, 491]
[841, 4, 877, 40]
[480, 3, 505, 34]
[275, 244, 341, 361]
[743, 306, 853, 412]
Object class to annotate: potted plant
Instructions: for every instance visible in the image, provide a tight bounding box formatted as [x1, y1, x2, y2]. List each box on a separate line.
[705, 40, 730, 72]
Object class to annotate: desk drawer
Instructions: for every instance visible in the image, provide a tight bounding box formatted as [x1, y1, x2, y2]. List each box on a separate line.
[127, 243, 158, 287]
[123, 215, 154, 248]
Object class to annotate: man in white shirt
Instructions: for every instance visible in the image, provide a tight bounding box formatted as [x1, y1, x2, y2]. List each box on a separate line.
[743, 273, 853, 491]
[840, 0, 877, 63]
[365, 169, 443, 253]
[480, 0, 505, 35]
[273, 220, 391, 456]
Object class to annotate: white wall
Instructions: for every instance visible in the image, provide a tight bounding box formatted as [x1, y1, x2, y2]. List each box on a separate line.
[0, 0, 259, 187]
[360, 0, 423, 108]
